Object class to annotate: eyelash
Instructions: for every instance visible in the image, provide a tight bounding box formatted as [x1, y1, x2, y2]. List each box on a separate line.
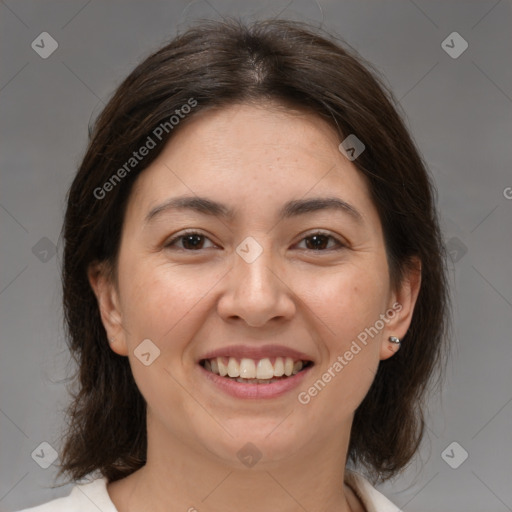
[164, 230, 346, 252]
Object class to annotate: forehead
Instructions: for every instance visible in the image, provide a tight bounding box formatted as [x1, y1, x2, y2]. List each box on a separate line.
[126, 102, 378, 227]
[169, 102, 343, 167]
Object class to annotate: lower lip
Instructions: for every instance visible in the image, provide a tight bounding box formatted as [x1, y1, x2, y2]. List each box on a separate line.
[198, 364, 313, 399]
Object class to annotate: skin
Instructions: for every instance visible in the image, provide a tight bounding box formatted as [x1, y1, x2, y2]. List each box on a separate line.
[89, 102, 421, 512]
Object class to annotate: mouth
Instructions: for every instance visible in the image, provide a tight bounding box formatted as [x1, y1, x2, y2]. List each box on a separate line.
[197, 345, 315, 399]
[199, 356, 314, 384]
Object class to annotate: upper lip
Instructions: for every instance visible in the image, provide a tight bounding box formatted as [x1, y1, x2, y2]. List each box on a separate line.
[198, 344, 314, 363]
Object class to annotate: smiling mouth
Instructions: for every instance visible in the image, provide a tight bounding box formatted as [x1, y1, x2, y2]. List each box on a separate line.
[200, 356, 313, 384]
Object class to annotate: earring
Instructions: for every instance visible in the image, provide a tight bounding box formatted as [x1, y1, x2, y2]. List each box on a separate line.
[388, 336, 401, 351]
[109, 338, 115, 344]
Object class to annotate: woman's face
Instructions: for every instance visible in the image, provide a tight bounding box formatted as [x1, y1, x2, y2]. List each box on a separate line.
[91, 102, 418, 467]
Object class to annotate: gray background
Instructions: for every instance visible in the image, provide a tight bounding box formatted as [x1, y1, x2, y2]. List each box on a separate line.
[1, 1, 511, 511]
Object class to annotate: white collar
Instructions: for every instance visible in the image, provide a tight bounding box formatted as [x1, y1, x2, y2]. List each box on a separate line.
[72, 472, 400, 512]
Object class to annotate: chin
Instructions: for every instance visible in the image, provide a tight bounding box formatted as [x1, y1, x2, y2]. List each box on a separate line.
[193, 418, 310, 468]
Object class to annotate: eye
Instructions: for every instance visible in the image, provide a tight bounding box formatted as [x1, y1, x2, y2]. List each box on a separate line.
[164, 230, 345, 252]
[164, 231, 217, 251]
[295, 231, 345, 251]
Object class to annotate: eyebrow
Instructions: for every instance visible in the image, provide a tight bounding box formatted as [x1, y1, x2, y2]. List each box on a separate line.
[145, 195, 363, 224]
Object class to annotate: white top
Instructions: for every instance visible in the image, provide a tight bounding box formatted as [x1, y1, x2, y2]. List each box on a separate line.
[17, 471, 401, 512]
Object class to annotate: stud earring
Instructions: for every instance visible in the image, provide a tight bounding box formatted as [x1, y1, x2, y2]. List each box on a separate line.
[109, 337, 115, 344]
[388, 336, 401, 351]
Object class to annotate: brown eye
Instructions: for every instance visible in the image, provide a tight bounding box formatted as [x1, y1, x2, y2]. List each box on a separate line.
[165, 232, 215, 251]
[181, 234, 205, 250]
[297, 232, 344, 251]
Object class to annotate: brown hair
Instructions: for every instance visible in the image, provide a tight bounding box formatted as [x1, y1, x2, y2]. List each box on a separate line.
[60, 18, 449, 483]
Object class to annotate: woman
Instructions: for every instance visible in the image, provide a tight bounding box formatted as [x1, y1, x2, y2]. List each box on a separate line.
[18, 18, 448, 512]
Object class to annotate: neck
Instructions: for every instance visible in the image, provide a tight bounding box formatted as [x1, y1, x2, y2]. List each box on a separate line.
[108, 415, 363, 512]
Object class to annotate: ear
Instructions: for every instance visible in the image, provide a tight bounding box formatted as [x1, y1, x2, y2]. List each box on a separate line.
[380, 257, 422, 360]
[88, 261, 129, 356]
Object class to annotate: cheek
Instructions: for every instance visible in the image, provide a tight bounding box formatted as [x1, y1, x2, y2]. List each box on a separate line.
[293, 262, 389, 413]
[118, 258, 220, 343]
[116, 260, 226, 399]
[117, 263, 217, 419]
[297, 260, 390, 342]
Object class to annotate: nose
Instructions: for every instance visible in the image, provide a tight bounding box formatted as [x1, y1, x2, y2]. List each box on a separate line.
[216, 239, 296, 327]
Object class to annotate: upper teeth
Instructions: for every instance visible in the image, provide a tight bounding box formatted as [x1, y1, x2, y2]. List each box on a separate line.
[204, 357, 305, 379]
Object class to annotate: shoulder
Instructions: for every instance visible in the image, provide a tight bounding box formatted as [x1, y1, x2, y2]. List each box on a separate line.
[345, 471, 402, 512]
[15, 477, 117, 512]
